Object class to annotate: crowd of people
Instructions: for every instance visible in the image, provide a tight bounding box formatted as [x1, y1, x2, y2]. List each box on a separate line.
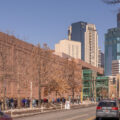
[0, 97, 68, 110]
[0, 98, 30, 110]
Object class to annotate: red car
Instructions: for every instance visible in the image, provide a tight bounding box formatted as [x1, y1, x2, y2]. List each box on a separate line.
[0, 111, 12, 120]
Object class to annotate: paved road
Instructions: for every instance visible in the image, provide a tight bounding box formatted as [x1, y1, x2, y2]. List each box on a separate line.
[14, 106, 96, 120]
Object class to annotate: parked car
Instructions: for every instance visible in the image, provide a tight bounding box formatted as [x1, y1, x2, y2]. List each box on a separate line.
[0, 111, 12, 120]
[96, 99, 120, 120]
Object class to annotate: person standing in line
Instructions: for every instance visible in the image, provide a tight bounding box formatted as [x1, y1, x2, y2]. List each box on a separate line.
[0, 99, 2, 111]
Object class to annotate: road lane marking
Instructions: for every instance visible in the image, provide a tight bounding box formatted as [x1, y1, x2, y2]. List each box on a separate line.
[64, 114, 88, 120]
[86, 116, 95, 120]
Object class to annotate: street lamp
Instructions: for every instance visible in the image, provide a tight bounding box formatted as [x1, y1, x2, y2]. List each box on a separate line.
[30, 82, 33, 108]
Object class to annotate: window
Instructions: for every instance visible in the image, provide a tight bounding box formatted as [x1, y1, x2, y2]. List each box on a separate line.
[117, 44, 120, 52]
[114, 40, 116, 44]
[98, 102, 116, 107]
[76, 46, 78, 58]
[68, 44, 70, 55]
[72, 45, 74, 57]
[117, 37, 120, 41]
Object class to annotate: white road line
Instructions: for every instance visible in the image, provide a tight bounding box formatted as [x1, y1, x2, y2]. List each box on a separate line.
[64, 114, 88, 120]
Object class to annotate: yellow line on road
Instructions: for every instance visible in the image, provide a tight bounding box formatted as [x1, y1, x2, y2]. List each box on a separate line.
[86, 116, 95, 120]
[64, 114, 88, 120]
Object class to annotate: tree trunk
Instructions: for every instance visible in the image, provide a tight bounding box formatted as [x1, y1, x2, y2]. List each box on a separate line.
[38, 67, 41, 107]
[72, 88, 74, 104]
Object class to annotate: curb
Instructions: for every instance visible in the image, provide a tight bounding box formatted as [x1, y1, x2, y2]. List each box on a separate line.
[12, 104, 97, 119]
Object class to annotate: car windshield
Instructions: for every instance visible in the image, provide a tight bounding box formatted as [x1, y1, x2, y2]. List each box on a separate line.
[98, 102, 117, 107]
[0, 112, 4, 116]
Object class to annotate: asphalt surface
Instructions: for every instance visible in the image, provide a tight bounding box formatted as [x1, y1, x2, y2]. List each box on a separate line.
[14, 106, 96, 120]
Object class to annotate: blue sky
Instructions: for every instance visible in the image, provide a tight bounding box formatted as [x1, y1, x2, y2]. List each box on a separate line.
[0, 0, 119, 52]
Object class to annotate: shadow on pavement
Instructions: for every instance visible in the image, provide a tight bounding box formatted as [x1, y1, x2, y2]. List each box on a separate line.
[95, 118, 119, 120]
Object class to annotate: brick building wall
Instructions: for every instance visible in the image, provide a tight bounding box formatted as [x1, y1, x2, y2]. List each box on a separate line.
[0, 32, 103, 101]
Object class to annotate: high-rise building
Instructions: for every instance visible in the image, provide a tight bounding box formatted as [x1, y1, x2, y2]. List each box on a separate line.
[68, 22, 98, 67]
[105, 13, 120, 76]
[117, 13, 120, 28]
[101, 52, 104, 68]
[98, 48, 104, 68]
[112, 60, 120, 76]
[55, 39, 81, 59]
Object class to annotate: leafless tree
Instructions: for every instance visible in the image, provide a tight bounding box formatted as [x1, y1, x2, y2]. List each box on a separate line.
[41, 43, 54, 100]
[98, 88, 108, 98]
[42, 43, 53, 86]
[14, 49, 30, 107]
[45, 79, 59, 98]
[103, 0, 120, 4]
[53, 58, 70, 97]
[31, 43, 43, 107]
[31, 43, 53, 106]
[66, 58, 78, 102]
[0, 40, 9, 110]
[44, 56, 70, 99]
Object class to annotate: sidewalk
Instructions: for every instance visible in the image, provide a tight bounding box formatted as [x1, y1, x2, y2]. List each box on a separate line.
[3, 102, 97, 118]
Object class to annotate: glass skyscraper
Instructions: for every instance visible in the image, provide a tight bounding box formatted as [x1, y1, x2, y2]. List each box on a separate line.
[68, 22, 87, 60]
[105, 13, 120, 76]
[68, 21, 98, 67]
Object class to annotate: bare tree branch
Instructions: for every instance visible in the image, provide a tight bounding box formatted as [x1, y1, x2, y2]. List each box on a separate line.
[103, 0, 120, 4]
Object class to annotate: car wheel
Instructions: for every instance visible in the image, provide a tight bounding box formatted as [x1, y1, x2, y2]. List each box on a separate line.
[115, 117, 120, 120]
[96, 117, 100, 120]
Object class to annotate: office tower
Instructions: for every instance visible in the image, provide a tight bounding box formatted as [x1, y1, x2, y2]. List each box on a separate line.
[55, 39, 81, 59]
[98, 48, 104, 68]
[101, 52, 104, 68]
[68, 22, 98, 67]
[105, 13, 120, 76]
[112, 60, 120, 76]
[117, 12, 120, 28]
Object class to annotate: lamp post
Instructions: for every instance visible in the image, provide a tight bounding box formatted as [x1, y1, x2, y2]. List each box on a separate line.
[3, 86, 6, 110]
[30, 82, 33, 108]
[17, 71, 20, 108]
[80, 88, 83, 103]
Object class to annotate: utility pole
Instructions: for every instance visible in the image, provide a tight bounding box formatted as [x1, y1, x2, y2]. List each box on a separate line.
[80, 89, 83, 103]
[3, 84, 6, 110]
[38, 44, 42, 107]
[91, 72, 94, 101]
[31, 44, 42, 108]
[30, 82, 33, 108]
[117, 75, 119, 100]
[92, 71, 96, 102]
[38, 64, 41, 107]
[16, 51, 21, 108]
[17, 71, 20, 108]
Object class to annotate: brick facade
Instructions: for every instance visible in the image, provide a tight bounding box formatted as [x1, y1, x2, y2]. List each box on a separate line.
[0, 32, 103, 100]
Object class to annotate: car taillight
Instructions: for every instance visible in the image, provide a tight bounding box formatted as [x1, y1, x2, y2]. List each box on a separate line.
[112, 107, 118, 110]
[97, 106, 102, 110]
